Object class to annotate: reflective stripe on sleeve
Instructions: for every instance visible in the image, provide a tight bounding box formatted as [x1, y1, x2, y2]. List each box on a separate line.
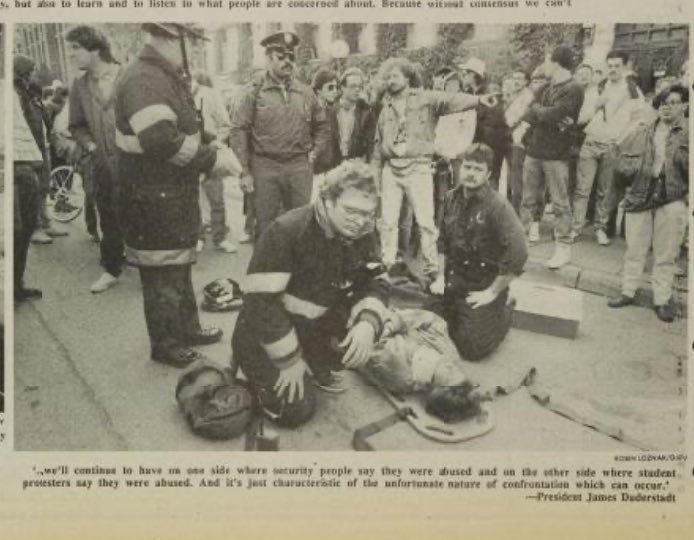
[168, 134, 200, 167]
[129, 104, 178, 134]
[116, 130, 143, 154]
[244, 272, 291, 294]
[124, 246, 196, 266]
[282, 294, 328, 319]
[349, 296, 387, 326]
[262, 329, 300, 361]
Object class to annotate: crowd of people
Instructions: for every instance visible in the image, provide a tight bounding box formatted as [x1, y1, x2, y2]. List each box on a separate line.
[13, 24, 689, 429]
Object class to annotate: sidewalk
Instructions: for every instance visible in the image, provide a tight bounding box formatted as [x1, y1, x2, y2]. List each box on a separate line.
[525, 219, 688, 316]
[393, 215, 688, 317]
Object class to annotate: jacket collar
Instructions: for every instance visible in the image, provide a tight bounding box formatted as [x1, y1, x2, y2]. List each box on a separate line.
[139, 44, 184, 81]
[651, 116, 686, 136]
[263, 70, 301, 93]
[314, 197, 337, 239]
[454, 182, 493, 202]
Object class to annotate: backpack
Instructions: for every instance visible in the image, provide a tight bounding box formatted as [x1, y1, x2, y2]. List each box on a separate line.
[175, 359, 253, 440]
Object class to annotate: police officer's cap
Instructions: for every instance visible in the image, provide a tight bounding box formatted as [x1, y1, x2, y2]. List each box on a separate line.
[261, 31, 300, 53]
[142, 23, 209, 42]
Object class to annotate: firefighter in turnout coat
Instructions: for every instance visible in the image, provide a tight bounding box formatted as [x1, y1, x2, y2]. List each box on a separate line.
[115, 23, 241, 368]
[232, 160, 389, 427]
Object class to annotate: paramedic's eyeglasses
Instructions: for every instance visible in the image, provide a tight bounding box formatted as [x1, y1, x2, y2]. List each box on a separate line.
[661, 99, 683, 107]
[338, 204, 376, 222]
[273, 51, 295, 63]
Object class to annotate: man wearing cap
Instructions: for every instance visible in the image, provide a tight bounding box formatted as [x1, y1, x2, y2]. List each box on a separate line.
[229, 31, 329, 236]
[115, 23, 242, 368]
[460, 57, 509, 190]
[520, 45, 584, 269]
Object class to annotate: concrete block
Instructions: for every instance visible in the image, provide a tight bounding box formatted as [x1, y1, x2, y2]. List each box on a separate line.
[510, 279, 583, 339]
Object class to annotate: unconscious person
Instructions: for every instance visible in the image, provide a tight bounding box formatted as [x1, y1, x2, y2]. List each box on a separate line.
[360, 308, 485, 423]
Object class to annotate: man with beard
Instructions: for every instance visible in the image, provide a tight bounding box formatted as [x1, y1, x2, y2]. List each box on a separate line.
[430, 143, 527, 361]
[115, 23, 241, 368]
[66, 25, 125, 293]
[232, 160, 389, 428]
[229, 31, 329, 237]
[373, 57, 497, 288]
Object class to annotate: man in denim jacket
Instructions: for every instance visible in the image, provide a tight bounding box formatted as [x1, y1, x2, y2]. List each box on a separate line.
[372, 57, 497, 287]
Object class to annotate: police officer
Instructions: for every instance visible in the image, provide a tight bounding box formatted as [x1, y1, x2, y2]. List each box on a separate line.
[115, 23, 241, 368]
[229, 31, 329, 236]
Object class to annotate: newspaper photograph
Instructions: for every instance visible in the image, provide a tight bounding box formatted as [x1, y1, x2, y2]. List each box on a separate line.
[0, 2, 692, 538]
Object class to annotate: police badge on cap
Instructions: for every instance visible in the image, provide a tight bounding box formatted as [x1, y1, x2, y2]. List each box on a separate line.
[260, 31, 300, 52]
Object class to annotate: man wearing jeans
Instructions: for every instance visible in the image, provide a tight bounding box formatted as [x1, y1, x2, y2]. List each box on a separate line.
[520, 46, 584, 269]
[66, 25, 125, 293]
[372, 57, 496, 285]
[608, 85, 688, 323]
[572, 51, 646, 245]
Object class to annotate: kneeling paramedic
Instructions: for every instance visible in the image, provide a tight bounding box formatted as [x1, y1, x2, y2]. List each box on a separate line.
[430, 143, 527, 361]
[232, 160, 389, 428]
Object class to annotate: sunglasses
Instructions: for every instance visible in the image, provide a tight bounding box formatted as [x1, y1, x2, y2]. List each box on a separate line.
[326, 84, 337, 91]
[273, 51, 295, 63]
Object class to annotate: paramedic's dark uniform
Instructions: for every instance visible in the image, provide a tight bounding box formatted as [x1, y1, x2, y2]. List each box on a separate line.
[115, 44, 217, 358]
[437, 183, 527, 360]
[232, 202, 389, 427]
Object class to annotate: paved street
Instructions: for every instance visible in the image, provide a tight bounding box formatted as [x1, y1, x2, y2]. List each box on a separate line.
[12, 182, 687, 451]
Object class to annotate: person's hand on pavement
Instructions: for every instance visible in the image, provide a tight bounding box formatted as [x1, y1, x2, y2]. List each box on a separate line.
[274, 359, 308, 404]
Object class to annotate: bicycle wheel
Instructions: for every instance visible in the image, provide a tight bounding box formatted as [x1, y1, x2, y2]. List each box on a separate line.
[48, 165, 85, 223]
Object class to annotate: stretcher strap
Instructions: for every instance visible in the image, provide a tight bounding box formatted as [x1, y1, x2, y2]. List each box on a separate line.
[352, 408, 413, 451]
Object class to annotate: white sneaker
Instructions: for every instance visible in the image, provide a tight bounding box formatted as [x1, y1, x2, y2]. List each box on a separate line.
[90, 272, 118, 293]
[546, 243, 571, 269]
[528, 222, 540, 243]
[237, 232, 252, 244]
[596, 229, 610, 246]
[215, 240, 238, 253]
[569, 230, 579, 243]
[196, 239, 205, 252]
